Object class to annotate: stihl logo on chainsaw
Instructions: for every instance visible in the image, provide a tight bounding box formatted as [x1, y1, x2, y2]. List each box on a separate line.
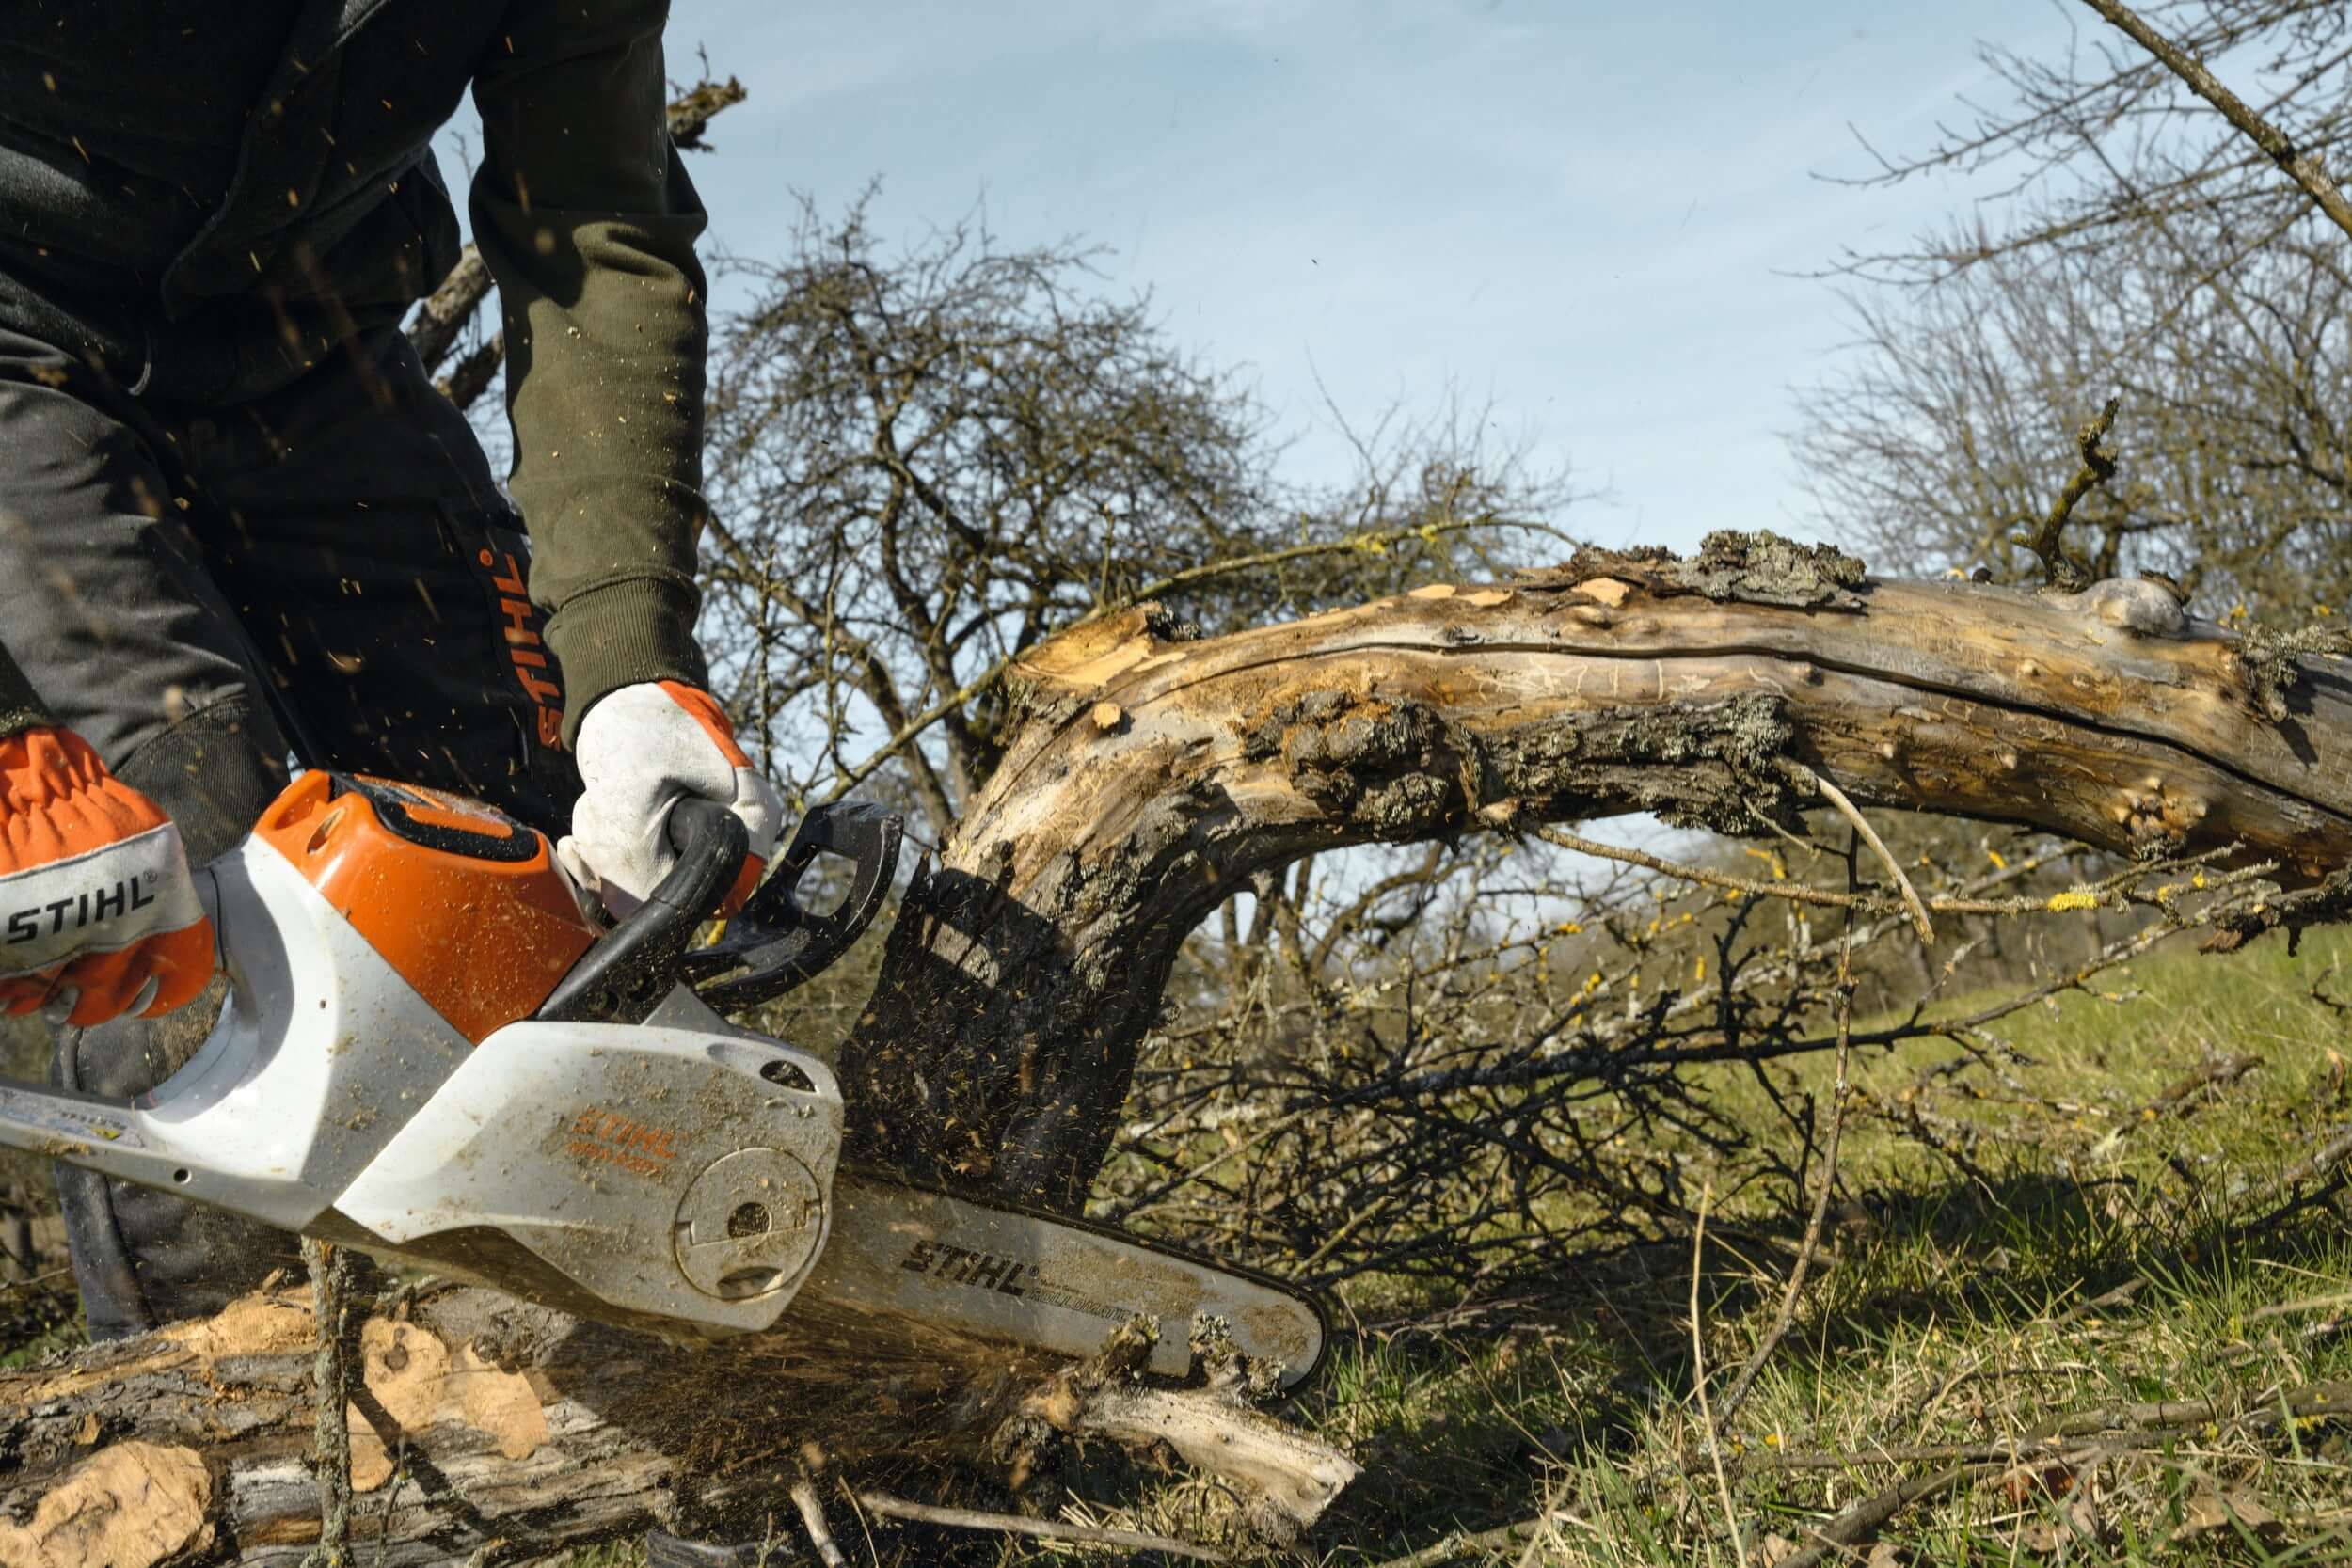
[899, 1240, 1029, 1297]
[5, 874, 158, 945]
[566, 1108, 679, 1178]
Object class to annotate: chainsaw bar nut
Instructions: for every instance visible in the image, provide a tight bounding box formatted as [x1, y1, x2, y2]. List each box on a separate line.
[673, 1147, 826, 1299]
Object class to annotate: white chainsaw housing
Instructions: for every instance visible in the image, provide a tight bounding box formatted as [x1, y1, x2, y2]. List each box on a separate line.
[0, 829, 844, 1339]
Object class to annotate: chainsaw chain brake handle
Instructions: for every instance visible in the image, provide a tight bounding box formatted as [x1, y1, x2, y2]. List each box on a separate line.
[676, 800, 902, 1009]
[534, 798, 902, 1024]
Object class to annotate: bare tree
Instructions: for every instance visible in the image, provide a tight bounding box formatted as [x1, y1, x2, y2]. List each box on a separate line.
[694, 195, 1574, 841]
[1801, 3, 2352, 609]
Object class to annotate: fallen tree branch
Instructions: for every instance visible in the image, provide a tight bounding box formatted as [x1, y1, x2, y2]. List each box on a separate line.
[854, 1490, 1227, 1562]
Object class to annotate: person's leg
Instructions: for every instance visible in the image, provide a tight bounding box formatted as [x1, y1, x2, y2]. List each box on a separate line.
[0, 327, 301, 1339]
[5, 322, 585, 1339]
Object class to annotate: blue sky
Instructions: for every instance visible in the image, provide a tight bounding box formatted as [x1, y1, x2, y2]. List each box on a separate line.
[610, 0, 2074, 555]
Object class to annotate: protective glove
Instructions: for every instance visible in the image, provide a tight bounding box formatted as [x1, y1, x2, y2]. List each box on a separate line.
[557, 681, 787, 920]
[0, 728, 215, 1028]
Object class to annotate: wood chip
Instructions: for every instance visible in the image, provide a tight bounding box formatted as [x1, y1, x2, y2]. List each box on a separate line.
[1407, 583, 1457, 599]
[0, 1442, 213, 1568]
[1090, 701, 1124, 731]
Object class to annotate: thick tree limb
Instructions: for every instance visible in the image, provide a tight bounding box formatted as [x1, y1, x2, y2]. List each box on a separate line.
[841, 533, 2352, 1209]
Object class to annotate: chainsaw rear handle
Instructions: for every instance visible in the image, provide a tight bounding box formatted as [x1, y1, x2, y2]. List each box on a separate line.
[535, 798, 748, 1025]
[678, 800, 901, 1008]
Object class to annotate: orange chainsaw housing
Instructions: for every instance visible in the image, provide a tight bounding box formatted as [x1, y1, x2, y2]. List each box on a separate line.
[253, 772, 599, 1042]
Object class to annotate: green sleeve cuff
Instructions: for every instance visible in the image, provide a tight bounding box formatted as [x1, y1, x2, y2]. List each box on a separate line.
[545, 574, 707, 747]
[0, 648, 53, 739]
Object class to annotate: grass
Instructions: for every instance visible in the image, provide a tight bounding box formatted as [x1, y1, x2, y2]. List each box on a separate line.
[12, 927, 2352, 1566]
[1227, 924, 2352, 1566]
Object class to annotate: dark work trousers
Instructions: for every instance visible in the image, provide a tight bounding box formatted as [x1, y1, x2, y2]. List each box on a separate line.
[0, 321, 582, 1338]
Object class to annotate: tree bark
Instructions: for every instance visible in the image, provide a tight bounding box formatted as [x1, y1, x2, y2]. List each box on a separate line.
[838, 534, 2352, 1209]
[0, 1286, 1349, 1565]
[11, 532, 2352, 1560]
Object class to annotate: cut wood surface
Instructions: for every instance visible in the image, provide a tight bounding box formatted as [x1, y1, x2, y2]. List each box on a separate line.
[8, 534, 2352, 1560]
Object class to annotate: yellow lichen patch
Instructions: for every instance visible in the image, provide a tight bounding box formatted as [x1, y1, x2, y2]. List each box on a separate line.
[0, 1442, 212, 1568]
[347, 1319, 549, 1492]
[1090, 701, 1125, 731]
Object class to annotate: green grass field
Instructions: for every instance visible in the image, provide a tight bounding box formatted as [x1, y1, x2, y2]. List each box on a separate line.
[1230, 924, 2352, 1566]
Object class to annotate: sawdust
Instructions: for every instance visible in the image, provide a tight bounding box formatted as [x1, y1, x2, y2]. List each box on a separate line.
[167, 1289, 316, 1359]
[0, 1442, 212, 1568]
[348, 1319, 548, 1492]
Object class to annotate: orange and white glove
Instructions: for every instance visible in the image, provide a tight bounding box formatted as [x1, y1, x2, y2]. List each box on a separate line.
[0, 728, 215, 1028]
[556, 681, 787, 920]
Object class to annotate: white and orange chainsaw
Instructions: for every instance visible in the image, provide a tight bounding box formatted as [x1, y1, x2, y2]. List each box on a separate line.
[0, 771, 1325, 1386]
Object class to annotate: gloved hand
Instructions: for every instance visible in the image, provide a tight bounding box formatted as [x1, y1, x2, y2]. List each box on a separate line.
[557, 681, 787, 920]
[0, 728, 215, 1028]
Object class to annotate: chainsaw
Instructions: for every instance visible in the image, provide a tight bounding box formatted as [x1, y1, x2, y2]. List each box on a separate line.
[0, 771, 1326, 1387]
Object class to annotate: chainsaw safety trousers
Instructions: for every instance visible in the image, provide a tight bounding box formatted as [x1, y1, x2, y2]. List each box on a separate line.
[0, 729, 215, 1028]
[0, 322, 586, 1339]
[558, 680, 787, 919]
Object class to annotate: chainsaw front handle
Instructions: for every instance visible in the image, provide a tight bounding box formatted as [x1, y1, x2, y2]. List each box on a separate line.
[535, 797, 749, 1025]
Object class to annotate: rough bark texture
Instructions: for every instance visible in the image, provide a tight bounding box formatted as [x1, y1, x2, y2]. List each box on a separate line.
[838, 537, 2352, 1209]
[11, 533, 2352, 1559]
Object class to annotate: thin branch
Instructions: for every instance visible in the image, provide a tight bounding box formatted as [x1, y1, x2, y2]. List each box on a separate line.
[1689, 1181, 1750, 1568]
[300, 1239, 357, 1568]
[2014, 395, 2122, 593]
[1795, 769, 1936, 944]
[2078, 0, 2352, 243]
[1716, 901, 1855, 1426]
[852, 1490, 1227, 1562]
[790, 1477, 847, 1568]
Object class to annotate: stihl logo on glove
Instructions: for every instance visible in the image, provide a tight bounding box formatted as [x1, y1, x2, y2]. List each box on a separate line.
[6, 864, 166, 944]
[0, 730, 215, 1028]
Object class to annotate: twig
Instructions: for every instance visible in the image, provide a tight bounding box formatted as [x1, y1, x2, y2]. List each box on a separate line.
[1716, 909, 1856, 1426]
[1366, 1515, 1558, 1568]
[2013, 395, 2120, 592]
[2076, 0, 2352, 243]
[1689, 1181, 1750, 1568]
[301, 1238, 357, 1568]
[852, 1491, 1226, 1562]
[1794, 768, 1935, 944]
[791, 1478, 847, 1568]
[1776, 1465, 1988, 1568]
